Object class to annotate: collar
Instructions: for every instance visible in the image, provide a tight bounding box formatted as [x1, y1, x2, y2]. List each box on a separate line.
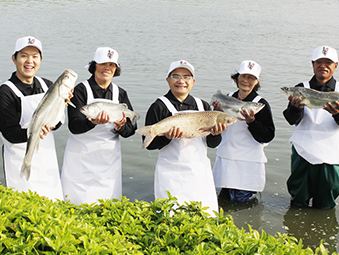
[165, 90, 195, 105]
[233, 90, 258, 102]
[310, 75, 336, 91]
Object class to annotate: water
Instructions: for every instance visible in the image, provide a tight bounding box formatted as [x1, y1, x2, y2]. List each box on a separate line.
[1, 0, 339, 252]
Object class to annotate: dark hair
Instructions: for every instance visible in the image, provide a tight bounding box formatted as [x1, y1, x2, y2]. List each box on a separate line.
[231, 72, 260, 92]
[88, 61, 121, 77]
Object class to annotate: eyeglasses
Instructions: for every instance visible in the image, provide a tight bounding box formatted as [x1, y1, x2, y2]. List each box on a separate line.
[170, 74, 193, 81]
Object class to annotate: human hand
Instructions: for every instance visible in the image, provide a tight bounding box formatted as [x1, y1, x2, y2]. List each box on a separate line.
[324, 101, 339, 115]
[89, 110, 110, 125]
[40, 125, 55, 139]
[210, 123, 227, 135]
[114, 112, 127, 131]
[165, 126, 183, 140]
[212, 100, 223, 112]
[288, 95, 305, 109]
[239, 109, 255, 124]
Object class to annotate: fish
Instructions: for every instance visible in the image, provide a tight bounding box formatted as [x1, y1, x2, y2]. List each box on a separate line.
[80, 100, 140, 126]
[136, 111, 237, 149]
[211, 90, 265, 118]
[281, 86, 339, 109]
[20, 68, 78, 180]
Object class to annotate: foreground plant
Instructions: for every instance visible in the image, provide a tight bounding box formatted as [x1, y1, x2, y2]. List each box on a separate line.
[0, 186, 333, 254]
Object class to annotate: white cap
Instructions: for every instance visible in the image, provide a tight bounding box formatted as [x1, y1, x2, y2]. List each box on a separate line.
[238, 60, 261, 79]
[312, 46, 338, 63]
[14, 36, 43, 56]
[167, 60, 195, 77]
[93, 47, 119, 66]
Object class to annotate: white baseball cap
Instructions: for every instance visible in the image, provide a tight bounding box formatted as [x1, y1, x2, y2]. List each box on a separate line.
[13, 36, 43, 56]
[312, 46, 338, 63]
[238, 60, 261, 79]
[93, 47, 119, 66]
[167, 60, 195, 77]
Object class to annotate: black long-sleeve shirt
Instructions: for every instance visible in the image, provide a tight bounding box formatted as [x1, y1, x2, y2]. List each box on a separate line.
[68, 75, 136, 138]
[230, 90, 275, 143]
[144, 90, 222, 150]
[0, 72, 59, 143]
[283, 75, 339, 125]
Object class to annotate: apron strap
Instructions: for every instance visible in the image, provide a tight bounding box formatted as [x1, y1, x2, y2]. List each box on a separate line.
[35, 77, 48, 92]
[158, 96, 204, 115]
[1, 81, 24, 97]
[82, 80, 119, 104]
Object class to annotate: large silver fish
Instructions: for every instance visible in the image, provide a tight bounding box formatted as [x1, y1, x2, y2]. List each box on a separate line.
[281, 86, 339, 109]
[136, 111, 237, 149]
[211, 90, 265, 118]
[80, 100, 140, 126]
[21, 69, 78, 180]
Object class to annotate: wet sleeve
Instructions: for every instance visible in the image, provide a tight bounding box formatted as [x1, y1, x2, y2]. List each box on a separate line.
[68, 83, 96, 134]
[247, 98, 275, 143]
[203, 100, 222, 148]
[0, 86, 27, 143]
[115, 88, 137, 138]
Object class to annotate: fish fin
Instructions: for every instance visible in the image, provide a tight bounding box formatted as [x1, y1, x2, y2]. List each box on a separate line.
[65, 99, 76, 108]
[174, 110, 198, 116]
[130, 112, 140, 126]
[199, 127, 212, 132]
[183, 138, 191, 148]
[136, 126, 155, 149]
[20, 160, 31, 181]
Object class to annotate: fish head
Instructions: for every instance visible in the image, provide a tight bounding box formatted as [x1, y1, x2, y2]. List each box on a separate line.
[58, 69, 78, 99]
[80, 103, 100, 119]
[242, 102, 265, 115]
[217, 112, 237, 126]
[281, 87, 290, 95]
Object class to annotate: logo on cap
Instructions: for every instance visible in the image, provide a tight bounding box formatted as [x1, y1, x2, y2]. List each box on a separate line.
[107, 50, 114, 59]
[28, 38, 35, 45]
[322, 47, 329, 56]
[180, 61, 187, 65]
[248, 62, 255, 70]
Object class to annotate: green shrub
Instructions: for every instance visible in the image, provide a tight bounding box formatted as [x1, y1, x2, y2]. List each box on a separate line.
[0, 186, 333, 254]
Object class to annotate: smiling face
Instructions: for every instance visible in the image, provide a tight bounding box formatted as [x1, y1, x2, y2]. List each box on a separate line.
[237, 73, 259, 95]
[12, 46, 42, 84]
[94, 62, 117, 88]
[312, 58, 338, 85]
[166, 68, 195, 101]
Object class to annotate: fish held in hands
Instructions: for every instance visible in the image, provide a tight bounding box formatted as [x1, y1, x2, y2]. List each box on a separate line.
[136, 111, 237, 149]
[20, 68, 78, 181]
[80, 100, 140, 126]
[281, 86, 339, 109]
[211, 90, 265, 118]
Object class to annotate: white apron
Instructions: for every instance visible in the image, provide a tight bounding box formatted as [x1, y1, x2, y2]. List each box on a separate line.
[213, 94, 266, 191]
[0, 78, 63, 201]
[289, 81, 339, 165]
[154, 96, 219, 216]
[61, 80, 122, 205]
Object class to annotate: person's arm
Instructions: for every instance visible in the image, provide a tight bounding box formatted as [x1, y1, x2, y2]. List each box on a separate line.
[0, 85, 27, 143]
[144, 100, 172, 150]
[247, 98, 275, 143]
[115, 88, 137, 138]
[283, 83, 304, 125]
[68, 83, 96, 134]
[203, 101, 222, 148]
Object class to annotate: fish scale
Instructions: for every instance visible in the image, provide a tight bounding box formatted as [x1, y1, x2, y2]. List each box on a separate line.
[136, 111, 237, 149]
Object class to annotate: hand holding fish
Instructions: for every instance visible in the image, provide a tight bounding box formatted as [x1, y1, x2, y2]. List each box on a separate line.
[212, 100, 223, 112]
[288, 95, 305, 109]
[324, 101, 339, 115]
[114, 112, 127, 131]
[39, 125, 55, 139]
[89, 110, 110, 125]
[165, 126, 184, 140]
[210, 122, 227, 135]
[239, 109, 255, 123]
[65, 89, 74, 106]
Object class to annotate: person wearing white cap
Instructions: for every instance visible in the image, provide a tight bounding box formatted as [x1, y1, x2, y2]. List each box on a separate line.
[0, 36, 64, 200]
[61, 47, 137, 205]
[143, 60, 226, 216]
[283, 46, 339, 209]
[212, 60, 275, 203]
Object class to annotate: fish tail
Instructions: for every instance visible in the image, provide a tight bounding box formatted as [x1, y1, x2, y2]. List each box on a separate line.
[131, 113, 140, 126]
[136, 126, 155, 149]
[20, 160, 31, 181]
